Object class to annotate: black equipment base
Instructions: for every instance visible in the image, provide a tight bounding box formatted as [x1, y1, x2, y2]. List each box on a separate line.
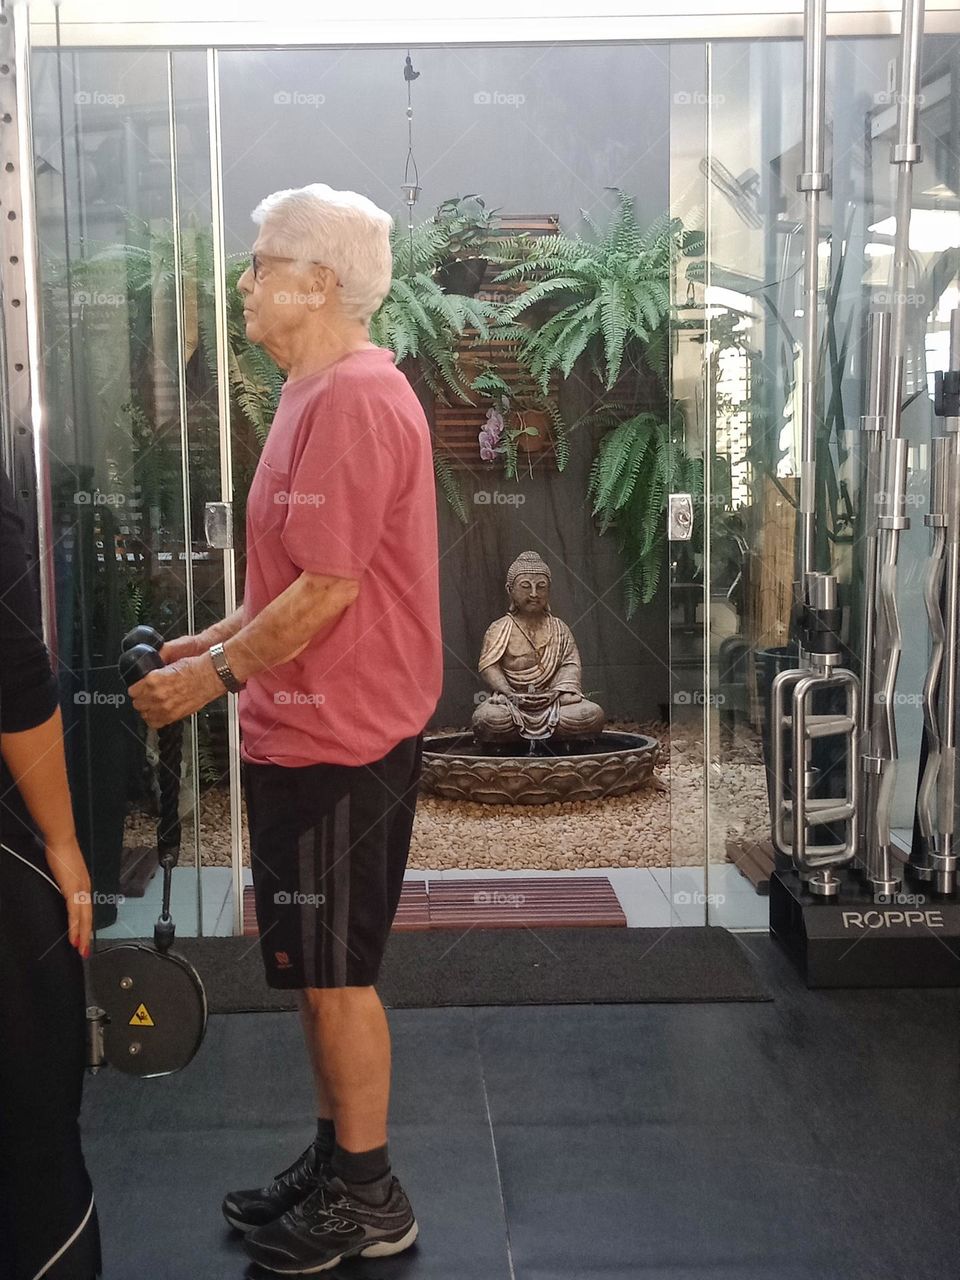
[769, 866, 960, 988]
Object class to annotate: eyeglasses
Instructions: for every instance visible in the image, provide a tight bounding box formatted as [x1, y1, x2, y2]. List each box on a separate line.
[249, 253, 344, 285]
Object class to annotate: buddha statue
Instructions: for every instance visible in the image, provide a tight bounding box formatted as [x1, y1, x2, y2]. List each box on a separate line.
[471, 550, 605, 744]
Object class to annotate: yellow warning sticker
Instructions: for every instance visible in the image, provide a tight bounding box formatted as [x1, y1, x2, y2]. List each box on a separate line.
[129, 1003, 155, 1027]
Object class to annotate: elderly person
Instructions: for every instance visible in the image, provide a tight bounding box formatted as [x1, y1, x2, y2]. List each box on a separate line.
[129, 183, 442, 1273]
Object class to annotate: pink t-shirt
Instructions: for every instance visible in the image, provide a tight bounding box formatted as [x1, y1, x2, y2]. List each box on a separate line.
[238, 345, 443, 767]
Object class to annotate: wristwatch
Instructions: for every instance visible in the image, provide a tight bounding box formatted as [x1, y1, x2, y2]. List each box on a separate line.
[209, 642, 244, 694]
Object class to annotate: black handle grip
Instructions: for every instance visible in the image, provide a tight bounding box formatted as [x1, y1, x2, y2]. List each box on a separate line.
[120, 624, 165, 654]
[117, 628, 184, 951]
[118, 643, 164, 687]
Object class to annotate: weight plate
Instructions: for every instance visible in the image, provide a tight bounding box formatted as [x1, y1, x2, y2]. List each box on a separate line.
[88, 944, 207, 1077]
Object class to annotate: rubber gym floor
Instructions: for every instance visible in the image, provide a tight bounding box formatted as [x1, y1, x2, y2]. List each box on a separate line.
[81, 933, 959, 1279]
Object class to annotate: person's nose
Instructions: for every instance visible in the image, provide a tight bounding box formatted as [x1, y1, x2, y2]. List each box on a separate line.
[237, 266, 253, 296]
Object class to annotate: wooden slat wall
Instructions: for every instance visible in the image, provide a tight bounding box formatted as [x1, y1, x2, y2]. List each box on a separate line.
[434, 213, 561, 469]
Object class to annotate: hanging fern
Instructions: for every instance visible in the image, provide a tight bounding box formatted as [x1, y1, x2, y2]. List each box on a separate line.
[491, 190, 688, 395]
[587, 408, 703, 616]
[433, 448, 469, 525]
[369, 219, 500, 404]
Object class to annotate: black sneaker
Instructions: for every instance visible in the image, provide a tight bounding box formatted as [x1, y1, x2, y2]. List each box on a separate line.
[241, 1173, 419, 1274]
[222, 1138, 330, 1233]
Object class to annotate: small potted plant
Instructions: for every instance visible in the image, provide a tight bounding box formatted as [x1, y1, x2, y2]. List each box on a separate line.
[470, 369, 556, 478]
[432, 194, 500, 297]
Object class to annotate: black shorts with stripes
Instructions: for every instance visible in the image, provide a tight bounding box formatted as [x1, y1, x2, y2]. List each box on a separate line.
[242, 733, 423, 989]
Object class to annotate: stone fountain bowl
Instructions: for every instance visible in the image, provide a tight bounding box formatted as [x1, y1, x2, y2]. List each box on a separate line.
[421, 731, 661, 806]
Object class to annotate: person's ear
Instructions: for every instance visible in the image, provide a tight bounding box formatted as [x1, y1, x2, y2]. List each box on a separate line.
[306, 265, 334, 309]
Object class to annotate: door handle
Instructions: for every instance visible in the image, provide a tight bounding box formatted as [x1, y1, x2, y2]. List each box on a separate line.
[204, 501, 233, 549]
[668, 493, 694, 541]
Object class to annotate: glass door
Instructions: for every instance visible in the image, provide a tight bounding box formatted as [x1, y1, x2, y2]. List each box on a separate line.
[30, 44, 241, 938]
[691, 29, 959, 928]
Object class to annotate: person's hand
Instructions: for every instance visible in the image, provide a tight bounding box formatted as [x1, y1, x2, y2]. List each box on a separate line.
[45, 836, 93, 958]
[159, 633, 206, 665]
[129, 654, 225, 729]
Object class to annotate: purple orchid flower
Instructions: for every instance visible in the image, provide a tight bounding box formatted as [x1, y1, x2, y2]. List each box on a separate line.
[479, 406, 506, 461]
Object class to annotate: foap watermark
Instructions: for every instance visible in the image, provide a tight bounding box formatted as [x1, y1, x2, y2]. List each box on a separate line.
[74, 890, 125, 906]
[473, 89, 526, 108]
[274, 890, 327, 907]
[74, 90, 126, 108]
[872, 490, 929, 510]
[674, 890, 726, 906]
[874, 891, 926, 906]
[873, 690, 922, 707]
[474, 490, 526, 507]
[874, 291, 926, 307]
[673, 90, 726, 105]
[271, 290, 323, 306]
[274, 490, 325, 506]
[274, 690, 325, 706]
[474, 890, 526, 907]
[673, 691, 726, 707]
[74, 690, 126, 707]
[74, 489, 126, 507]
[273, 90, 326, 108]
[73, 289, 125, 308]
[873, 89, 926, 106]
[476, 288, 516, 306]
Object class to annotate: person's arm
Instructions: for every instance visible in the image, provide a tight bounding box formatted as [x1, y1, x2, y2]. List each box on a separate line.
[159, 607, 246, 665]
[129, 573, 358, 729]
[131, 397, 393, 728]
[0, 468, 91, 955]
[223, 574, 358, 680]
[1, 710, 92, 955]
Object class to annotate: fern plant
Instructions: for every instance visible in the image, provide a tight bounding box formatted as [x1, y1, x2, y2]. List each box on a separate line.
[492, 189, 702, 396]
[485, 192, 704, 611]
[586, 405, 703, 612]
[369, 219, 500, 404]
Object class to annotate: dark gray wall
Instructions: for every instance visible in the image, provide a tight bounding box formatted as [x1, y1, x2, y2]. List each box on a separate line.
[217, 45, 671, 252]
[217, 45, 673, 727]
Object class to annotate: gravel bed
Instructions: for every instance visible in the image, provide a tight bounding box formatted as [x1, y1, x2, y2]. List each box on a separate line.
[121, 719, 771, 871]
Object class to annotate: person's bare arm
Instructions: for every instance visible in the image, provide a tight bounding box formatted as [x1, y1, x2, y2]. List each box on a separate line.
[159, 607, 246, 665]
[130, 572, 359, 729]
[223, 574, 358, 682]
[0, 708, 92, 955]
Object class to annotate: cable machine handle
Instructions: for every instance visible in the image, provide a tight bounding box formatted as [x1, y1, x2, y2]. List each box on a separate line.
[118, 632, 184, 953]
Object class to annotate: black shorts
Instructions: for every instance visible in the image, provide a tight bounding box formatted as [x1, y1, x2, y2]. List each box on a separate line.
[242, 733, 423, 990]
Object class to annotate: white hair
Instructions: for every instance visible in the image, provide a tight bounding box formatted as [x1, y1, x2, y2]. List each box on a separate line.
[251, 183, 394, 325]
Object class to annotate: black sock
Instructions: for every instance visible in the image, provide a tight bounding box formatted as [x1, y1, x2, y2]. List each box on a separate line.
[315, 1117, 336, 1161]
[331, 1142, 391, 1204]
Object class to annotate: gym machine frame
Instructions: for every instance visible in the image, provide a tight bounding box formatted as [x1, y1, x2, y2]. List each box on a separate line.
[767, 0, 960, 986]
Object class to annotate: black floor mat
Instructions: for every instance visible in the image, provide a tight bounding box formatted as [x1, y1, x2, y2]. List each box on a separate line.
[166, 925, 771, 1012]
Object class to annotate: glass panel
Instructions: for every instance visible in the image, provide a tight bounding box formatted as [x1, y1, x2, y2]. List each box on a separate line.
[699, 33, 959, 927]
[216, 45, 688, 919]
[169, 50, 239, 936]
[667, 42, 710, 925]
[31, 47, 231, 938]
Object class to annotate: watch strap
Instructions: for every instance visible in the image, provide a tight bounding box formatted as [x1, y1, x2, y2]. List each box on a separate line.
[209, 642, 244, 694]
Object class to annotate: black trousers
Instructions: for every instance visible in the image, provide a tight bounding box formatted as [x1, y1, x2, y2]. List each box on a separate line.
[0, 820, 102, 1280]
